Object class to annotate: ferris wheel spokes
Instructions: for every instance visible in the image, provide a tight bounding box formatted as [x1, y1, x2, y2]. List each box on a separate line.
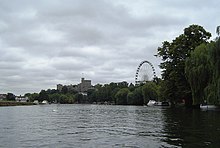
[135, 60, 156, 85]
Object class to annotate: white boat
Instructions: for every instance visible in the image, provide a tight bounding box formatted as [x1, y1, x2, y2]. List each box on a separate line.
[33, 100, 39, 105]
[200, 104, 218, 110]
[147, 100, 156, 106]
[41, 100, 49, 104]
[147, 100, 170, 107]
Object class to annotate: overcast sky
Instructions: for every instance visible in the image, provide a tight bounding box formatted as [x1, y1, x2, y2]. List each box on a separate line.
[0, 0, 219, 95]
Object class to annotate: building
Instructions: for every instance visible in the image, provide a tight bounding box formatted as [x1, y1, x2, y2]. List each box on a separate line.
[57, 84, 63, 92]
[78, 78, 92, 92]
[0, 94, 7, 100]
[15, 96, 29, 102]
[57, 78, 92, 93]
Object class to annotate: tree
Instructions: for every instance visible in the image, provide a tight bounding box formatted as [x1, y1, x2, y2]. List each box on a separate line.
[132, 87, 144, 105]
[115, 88, 130, 105]
[118, 81, 129, 89]
[49, 93, 60, 103]
[75, 93, 84, 103]
[25, 93, 39, 102]
[128, 83, 135, 91]
[127, 92, 135, 105]
[142, 82, 159, 104]
[61, 86, 68, 94]
[38, 90, 49, 102]
[186, 38, 220, 106]
[87, 89, 97, 103]
[205, 39, 220, 104]
[217, 26, 220, 37]
[185, 44, 212, 106]
[6, 93, 15, 101]
[157, 24, 211, 107]
[127, 87, 143, 105]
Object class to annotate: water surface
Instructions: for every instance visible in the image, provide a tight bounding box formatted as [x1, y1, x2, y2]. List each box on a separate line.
[0, 104, 220, 147]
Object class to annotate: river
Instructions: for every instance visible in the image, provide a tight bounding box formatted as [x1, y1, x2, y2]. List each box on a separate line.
[0, 104, 220, 147]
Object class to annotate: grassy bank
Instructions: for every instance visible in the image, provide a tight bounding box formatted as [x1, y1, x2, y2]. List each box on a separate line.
[0, 101, 35, 106]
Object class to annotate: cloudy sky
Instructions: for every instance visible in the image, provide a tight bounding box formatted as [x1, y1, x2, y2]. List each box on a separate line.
[0, 0, 219, 95]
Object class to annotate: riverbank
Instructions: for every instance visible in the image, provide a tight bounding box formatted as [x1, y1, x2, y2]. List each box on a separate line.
[0, 101, 35, 106]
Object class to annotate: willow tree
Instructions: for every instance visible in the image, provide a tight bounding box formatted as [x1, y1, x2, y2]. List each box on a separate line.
[185, 44, 212, 105]
[206, 39, 220, 104]
[186, 39, 220, 105]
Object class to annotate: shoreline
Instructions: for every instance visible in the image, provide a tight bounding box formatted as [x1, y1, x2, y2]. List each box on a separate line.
[0, 101, 35, 106]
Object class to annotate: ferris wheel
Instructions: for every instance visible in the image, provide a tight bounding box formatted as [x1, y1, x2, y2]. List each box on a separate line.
[135, 60, 156, 85]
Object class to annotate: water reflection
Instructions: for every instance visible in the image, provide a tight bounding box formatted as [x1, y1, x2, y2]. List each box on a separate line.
[162, 108, 220, 147]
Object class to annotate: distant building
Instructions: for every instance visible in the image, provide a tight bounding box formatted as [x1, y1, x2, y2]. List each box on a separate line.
[15, 96, 29, 102]
[57, 78, 93, 93]
[57, 84, 63, 92]
[78, 78, 92, 92]
[0, 94, 7, 100]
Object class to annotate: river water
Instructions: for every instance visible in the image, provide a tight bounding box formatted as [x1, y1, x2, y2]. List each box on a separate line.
[0, 104, 220, 148]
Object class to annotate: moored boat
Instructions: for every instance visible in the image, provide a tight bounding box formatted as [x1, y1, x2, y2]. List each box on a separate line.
[41, 100, 49, 104]
[200, 104, 218, 110]
[147, 100, 170, 107]
[147, 100, 156, 106]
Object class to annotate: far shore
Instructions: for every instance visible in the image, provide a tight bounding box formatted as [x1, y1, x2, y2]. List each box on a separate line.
[0, 101, 36, 106]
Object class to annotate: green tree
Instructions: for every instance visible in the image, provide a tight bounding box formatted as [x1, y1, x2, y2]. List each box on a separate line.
[49, 93, 60, 103]
[142, 82, 159, 104]
[115, 88, 130, 105]
[38, 90, 49, 102]
[205, 39, 220, 104]
[127, 92, 135, 105]
[127, 87, 143, 105]
[157, 24, 211, 107]
[87, 89, 97, 103]
[75, 93, 84, 103]
[186, 38, 220, 106]
[61, 86, 68, 94]
[118, 81, 129, 89]
[185, 43, 212, 106]
[133, 87, 144, 105]
[59, 94, 69, 104]
[128, 83, 135, 92]
[6, 93, 15, 101]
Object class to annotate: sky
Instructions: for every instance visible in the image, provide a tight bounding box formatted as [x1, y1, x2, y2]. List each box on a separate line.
[0, 0, 219, 95]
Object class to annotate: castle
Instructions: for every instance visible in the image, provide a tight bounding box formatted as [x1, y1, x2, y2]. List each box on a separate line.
[57, 78, 92, 93]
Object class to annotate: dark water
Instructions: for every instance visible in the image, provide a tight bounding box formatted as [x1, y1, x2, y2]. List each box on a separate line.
[0, 104, 220, 148]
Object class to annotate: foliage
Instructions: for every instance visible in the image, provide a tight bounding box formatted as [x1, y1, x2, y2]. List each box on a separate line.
[205, 39, 220, 104]
[185, 38, 220, 105]
[142, 82, 159, 104]
[115, 88, 130, 105]
[19, 80, 161, 105]
[25, 93, 39, 102]
[6, 93, 15, 101]
[127, 92, 135, 105]
[38, 90, 49, 102]
[157, 24, 211, 106]
[127, 87, 143, 105]
[185, 44, 212, 105]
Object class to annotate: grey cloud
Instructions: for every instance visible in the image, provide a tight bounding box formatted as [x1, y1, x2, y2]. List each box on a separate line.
[0, 0, 219, 95]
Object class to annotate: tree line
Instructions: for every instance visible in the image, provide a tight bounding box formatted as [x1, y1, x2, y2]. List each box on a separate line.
[23, 81, 160, 105]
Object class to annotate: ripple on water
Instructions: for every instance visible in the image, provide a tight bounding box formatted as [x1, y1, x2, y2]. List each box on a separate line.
[1, 104, 220, 147]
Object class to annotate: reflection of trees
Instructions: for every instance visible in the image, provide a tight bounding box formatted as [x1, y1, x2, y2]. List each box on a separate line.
[162, 109, 220, 147]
